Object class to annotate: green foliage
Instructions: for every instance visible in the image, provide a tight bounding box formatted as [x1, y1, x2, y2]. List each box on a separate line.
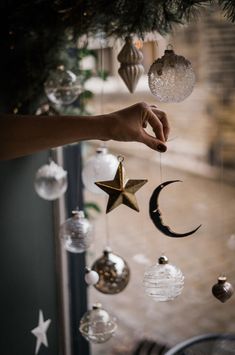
[84, 202, 102, 220]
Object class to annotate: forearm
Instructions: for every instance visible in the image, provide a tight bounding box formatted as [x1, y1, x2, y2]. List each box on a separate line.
[0, 114, 110, 160]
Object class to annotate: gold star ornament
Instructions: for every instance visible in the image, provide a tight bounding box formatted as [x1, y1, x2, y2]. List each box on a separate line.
[95, 157, 148, 213]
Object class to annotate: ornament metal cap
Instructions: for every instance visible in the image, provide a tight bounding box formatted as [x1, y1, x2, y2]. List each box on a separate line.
[71, 209, 85, 218]
[218, 275, 227, 283]
[92, 302, 102, 310]
[85, 267, 91, 274]
[104, 246, 112, 255]
[96, 147, 107, 154]
[158, 255, 168, 264]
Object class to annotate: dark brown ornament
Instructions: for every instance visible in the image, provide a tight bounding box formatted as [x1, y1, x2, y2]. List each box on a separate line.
[212, 276, 234, 303]
[91, 248, 130, 294]
[149, 180, 201, 238]
[118, 36, 144, 93]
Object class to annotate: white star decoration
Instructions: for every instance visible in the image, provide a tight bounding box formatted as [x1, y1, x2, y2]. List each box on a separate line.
[31, 310, 51, 355]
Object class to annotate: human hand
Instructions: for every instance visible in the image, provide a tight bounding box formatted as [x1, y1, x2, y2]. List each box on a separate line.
[105, 102, 169, 152]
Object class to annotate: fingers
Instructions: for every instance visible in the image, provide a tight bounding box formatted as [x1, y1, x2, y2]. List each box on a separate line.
[140, 130, 167, 153]
[150, 106, 170, 141]
[144, 107, 165, 142]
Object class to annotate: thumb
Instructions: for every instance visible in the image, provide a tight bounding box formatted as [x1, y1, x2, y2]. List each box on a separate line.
[140, 131, 167, 152]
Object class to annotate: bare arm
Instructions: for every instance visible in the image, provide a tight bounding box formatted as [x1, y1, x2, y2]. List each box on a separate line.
[0, 102, 169, 160]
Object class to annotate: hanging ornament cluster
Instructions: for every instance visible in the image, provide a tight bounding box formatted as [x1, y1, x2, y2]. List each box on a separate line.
[212, 276, 234, 303]
[148, 45, 195, 103]
[44, 65, 82, 106]
[143, 255, 184, 302]
[118, 36, 144, 93]
[91, 248, 130, 294]
[82, 147, 118, 194]
[60, 209, 93, 253]
[34, 159, 68, 200]
[95, 156, 147, 213]
[79, 303, 117, 343]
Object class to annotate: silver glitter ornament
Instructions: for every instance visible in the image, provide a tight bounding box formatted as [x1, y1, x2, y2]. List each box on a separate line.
[60, 210, 93, 253]
[79, 303, 117, 343]
[143, 255, 184, 302]
[148, 46, 195, 103]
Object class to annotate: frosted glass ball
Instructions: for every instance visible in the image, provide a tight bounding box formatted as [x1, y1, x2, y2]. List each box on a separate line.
[60, 210, 93, 253]
[44, 66, 82, 105]
[34, 160, 68, 200]
[143, 255, 184, 301]
[85, 267, 99, 286]
[148, 49, 195, 103]
[79, 303, 117, 343]
[82, 147, 118, 194]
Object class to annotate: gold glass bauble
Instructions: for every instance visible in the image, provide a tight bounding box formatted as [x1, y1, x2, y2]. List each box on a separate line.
[91, 248, 130, 294]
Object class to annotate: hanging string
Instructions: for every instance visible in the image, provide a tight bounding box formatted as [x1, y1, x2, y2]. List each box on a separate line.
[159, 152, 163, 183]
[220, 122, 226, 277]
[105, 210, 111, 248]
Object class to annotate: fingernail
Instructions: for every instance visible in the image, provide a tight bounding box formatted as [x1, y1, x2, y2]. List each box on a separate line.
[157, 144, 167, 152]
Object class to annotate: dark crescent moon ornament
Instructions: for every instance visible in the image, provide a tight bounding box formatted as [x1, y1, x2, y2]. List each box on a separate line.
[149, 180, 201, 238]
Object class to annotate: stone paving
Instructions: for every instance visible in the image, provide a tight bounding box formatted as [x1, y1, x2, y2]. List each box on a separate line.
[84, 147, 235, 355]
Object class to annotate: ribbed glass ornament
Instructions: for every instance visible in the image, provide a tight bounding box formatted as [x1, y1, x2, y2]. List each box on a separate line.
[44, 66, 82, 105]
[148, 49, 195, 103]
[143, 255, 184, 301]
[34, 159, 68, 200]
[79, 303, 117, 343]
[82, 147, 118, 194]
[60, 210, 93, 253]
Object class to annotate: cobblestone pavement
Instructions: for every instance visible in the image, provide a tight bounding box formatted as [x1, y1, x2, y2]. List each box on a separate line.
[84, 148, 235, 355]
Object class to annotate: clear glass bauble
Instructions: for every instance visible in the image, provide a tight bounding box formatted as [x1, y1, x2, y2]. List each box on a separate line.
[143, 255, 184, 301]
[92, 247, 130, 294]
[79, 303, 117, 343]
[148, 49, 195, 103]
[60, 210, 93, 253]
[82, 147, 118, 194]
[44, 66, 82, 105]
[34, 160, 68, 200]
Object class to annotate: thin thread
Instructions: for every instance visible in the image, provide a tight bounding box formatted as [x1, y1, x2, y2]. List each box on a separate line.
[104, 197, 110, 247]
[220, 126, 226, 276]
[100, 37, 104, 115]
[159, 153, 163, 183]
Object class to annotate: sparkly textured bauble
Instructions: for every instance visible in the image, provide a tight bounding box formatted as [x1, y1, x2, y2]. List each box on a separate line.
[118, 36, 144, 93]
[60, 210, 93, 253]
[82, 147, 118, 194]
[44, 66, 82, 105]
[148, 48, 195, 103]
[34, 160, 68, 200]
[79, 303, 117, 343]
[143, 255, 184, 302]
[85, 267, 99, 286]
[92, 248, 130, 294]
[95, 157, 147, 213]
[212, 276, 234, 303]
